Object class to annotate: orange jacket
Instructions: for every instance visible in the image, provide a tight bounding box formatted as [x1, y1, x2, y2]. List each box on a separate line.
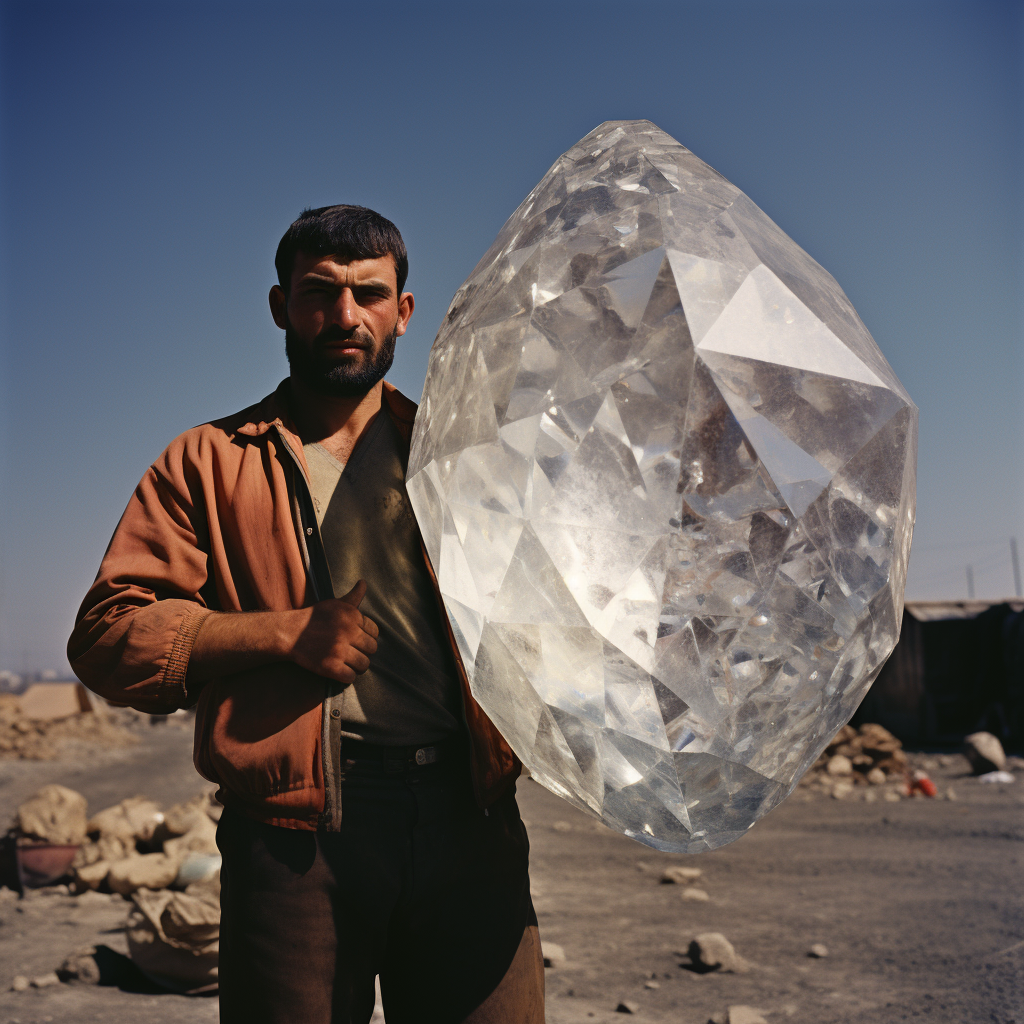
[68, 381, 520, 829]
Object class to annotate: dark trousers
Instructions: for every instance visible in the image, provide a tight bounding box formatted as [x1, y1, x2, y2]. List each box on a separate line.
[216, 756, 534, 1024]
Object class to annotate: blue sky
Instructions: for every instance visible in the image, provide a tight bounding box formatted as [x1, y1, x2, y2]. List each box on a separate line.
[1, 0, 1021, 673]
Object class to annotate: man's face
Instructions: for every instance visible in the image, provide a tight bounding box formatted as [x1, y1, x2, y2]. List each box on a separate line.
[270, 252, 414, 398]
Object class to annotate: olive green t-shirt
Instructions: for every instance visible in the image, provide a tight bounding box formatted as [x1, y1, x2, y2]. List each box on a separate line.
[303, 411, 463, 746]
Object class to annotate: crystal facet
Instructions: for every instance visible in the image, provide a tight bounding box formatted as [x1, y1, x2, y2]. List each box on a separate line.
[408, 121, 917, 852]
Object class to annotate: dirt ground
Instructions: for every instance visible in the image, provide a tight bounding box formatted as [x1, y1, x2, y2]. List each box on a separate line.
[0, 724, 1021, 1024]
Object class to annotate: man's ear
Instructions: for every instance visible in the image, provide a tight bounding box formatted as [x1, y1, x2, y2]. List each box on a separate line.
[269, 285, 288, 329]
[396, 291, 415, 337]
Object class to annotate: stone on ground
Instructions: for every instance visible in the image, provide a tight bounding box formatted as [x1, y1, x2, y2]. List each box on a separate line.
[542, 941, 566, 967]
[661, 865, 702, 884]
[107, 852, 179, 895]
[963, 732, 1006, 774]
[727, 1007, 769, 1024]
[88, 796, 164, 845]
[15, 784, 88, 845]
[681, 887, 710, 901]
[689, 932, 750, 973]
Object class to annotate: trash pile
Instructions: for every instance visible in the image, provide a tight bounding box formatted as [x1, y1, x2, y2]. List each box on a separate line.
[5, 784, 222, 994]
[798, 723, 923, 799]
[0, 694, 140, 760]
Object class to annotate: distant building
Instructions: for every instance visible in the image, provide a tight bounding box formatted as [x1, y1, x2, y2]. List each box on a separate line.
[853, 599, 1024, 749]
[17, 680, 98, 720]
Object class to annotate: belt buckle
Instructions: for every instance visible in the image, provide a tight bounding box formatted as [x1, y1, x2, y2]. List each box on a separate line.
[414, 746, 437, 766]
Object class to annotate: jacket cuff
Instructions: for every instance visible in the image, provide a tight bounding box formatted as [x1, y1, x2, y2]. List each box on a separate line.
[163, 606, 214, 705]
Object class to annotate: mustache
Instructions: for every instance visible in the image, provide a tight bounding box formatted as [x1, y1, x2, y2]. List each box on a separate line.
[311, 326, 374, 350]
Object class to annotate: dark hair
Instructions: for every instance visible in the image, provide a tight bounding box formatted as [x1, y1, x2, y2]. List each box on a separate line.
[275, 205, 409, 295]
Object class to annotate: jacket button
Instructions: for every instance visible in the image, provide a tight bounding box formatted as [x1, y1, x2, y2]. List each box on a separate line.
[306, 527, 313, 536]
[330, 709, 341, 719]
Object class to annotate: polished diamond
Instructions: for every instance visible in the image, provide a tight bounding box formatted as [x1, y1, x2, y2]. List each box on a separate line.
[408, 120, 916, 852]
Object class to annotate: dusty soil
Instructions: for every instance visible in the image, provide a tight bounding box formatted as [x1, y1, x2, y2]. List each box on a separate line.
[0, 725, 1021, 1024]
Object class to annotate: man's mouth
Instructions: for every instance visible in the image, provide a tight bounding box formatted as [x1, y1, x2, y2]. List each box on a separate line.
[322, 339, 370, 354]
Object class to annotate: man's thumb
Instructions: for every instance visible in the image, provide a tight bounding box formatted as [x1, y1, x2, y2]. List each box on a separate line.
[340, 579, 367, 607]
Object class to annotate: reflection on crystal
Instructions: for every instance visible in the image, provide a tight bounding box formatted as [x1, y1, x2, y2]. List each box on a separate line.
[408, 120, 916, 853]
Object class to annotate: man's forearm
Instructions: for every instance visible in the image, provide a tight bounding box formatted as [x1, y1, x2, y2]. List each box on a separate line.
[186, 608, 304, 685]
[185, 582, 379, 689]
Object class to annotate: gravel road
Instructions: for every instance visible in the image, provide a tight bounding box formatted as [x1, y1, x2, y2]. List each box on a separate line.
[0, 724, 1020, 1024]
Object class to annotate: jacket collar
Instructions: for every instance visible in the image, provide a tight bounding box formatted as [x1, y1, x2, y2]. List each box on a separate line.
[234, 378, 418, 476]
[237, 379, 417, 439]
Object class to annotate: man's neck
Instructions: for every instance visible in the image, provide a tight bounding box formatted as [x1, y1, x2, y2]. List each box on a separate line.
[288, 376, 384, 465]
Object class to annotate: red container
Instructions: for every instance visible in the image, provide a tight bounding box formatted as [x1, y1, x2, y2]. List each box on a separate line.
[16, 843, 80, 888]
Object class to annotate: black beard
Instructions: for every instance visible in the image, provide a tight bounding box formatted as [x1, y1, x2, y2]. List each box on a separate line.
[285, 324, 397, 398]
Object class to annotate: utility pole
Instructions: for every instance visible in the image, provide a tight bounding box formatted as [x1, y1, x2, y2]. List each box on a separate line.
[966, 565, 976, 600]
[1012, 537, 1022, 599]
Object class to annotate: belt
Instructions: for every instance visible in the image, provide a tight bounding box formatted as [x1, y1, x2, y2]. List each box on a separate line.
[340, 738, 460, 768]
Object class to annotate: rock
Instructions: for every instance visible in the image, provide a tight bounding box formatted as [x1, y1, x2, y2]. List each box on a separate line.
[155, 794, 211, 842]
[945, 788, 958, 801]
[859, 723, 897, 743]
[88, 796, 164, 845]
[644, 979, 660, 989]
[831, 782, 854, 799]
[30, 972, 60, 988]
[866, 767, 887, 785]
[727, 1007, 769, 1024]
[808, 943, 829, 958]
[875, 749, 909, 772]
[542, 941, 566, 967]
[10, 975, 29, 992]
[74, 833, 133, 870]
[832, 724, 858, 745]
[15, 784, 88, 845]
[826, 755, 853, 776]
[107, 852, 180, 895]
[74, 859, 111, 891]
[162, 815, 218, 860]
[616, 1001, 640, 1014]
[963, 732, 1006, 774]
[127, 887, 220, 994]
[977, 771, 1015, 784]
[58, 948, 102, 985]
[883, 791, 901, 802]
[154, 791, 222, 841]
[661, 865, 703, 884]
[552, 821, 572, 832]
[688, 933, 750, 974]
[681, 887, 710, 901]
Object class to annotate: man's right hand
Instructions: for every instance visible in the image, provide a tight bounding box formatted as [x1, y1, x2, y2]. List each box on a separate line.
[288, 580, 379, 685]
[186, 580, 379, 687]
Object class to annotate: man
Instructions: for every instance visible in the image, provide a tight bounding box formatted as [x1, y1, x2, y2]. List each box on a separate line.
[68, 205, 545, 1023]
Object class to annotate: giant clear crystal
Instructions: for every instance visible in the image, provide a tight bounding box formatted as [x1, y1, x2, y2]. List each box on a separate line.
[407, 121, 916, 852]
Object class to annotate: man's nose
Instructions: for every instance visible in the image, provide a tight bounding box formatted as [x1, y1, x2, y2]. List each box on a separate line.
[334, 288, 360, 330]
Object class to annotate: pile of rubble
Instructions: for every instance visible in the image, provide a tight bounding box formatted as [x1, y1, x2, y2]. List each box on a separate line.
[0, 694, 141, 760]
[798, 722, 920, 800]
[7, 784, 222, 993]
